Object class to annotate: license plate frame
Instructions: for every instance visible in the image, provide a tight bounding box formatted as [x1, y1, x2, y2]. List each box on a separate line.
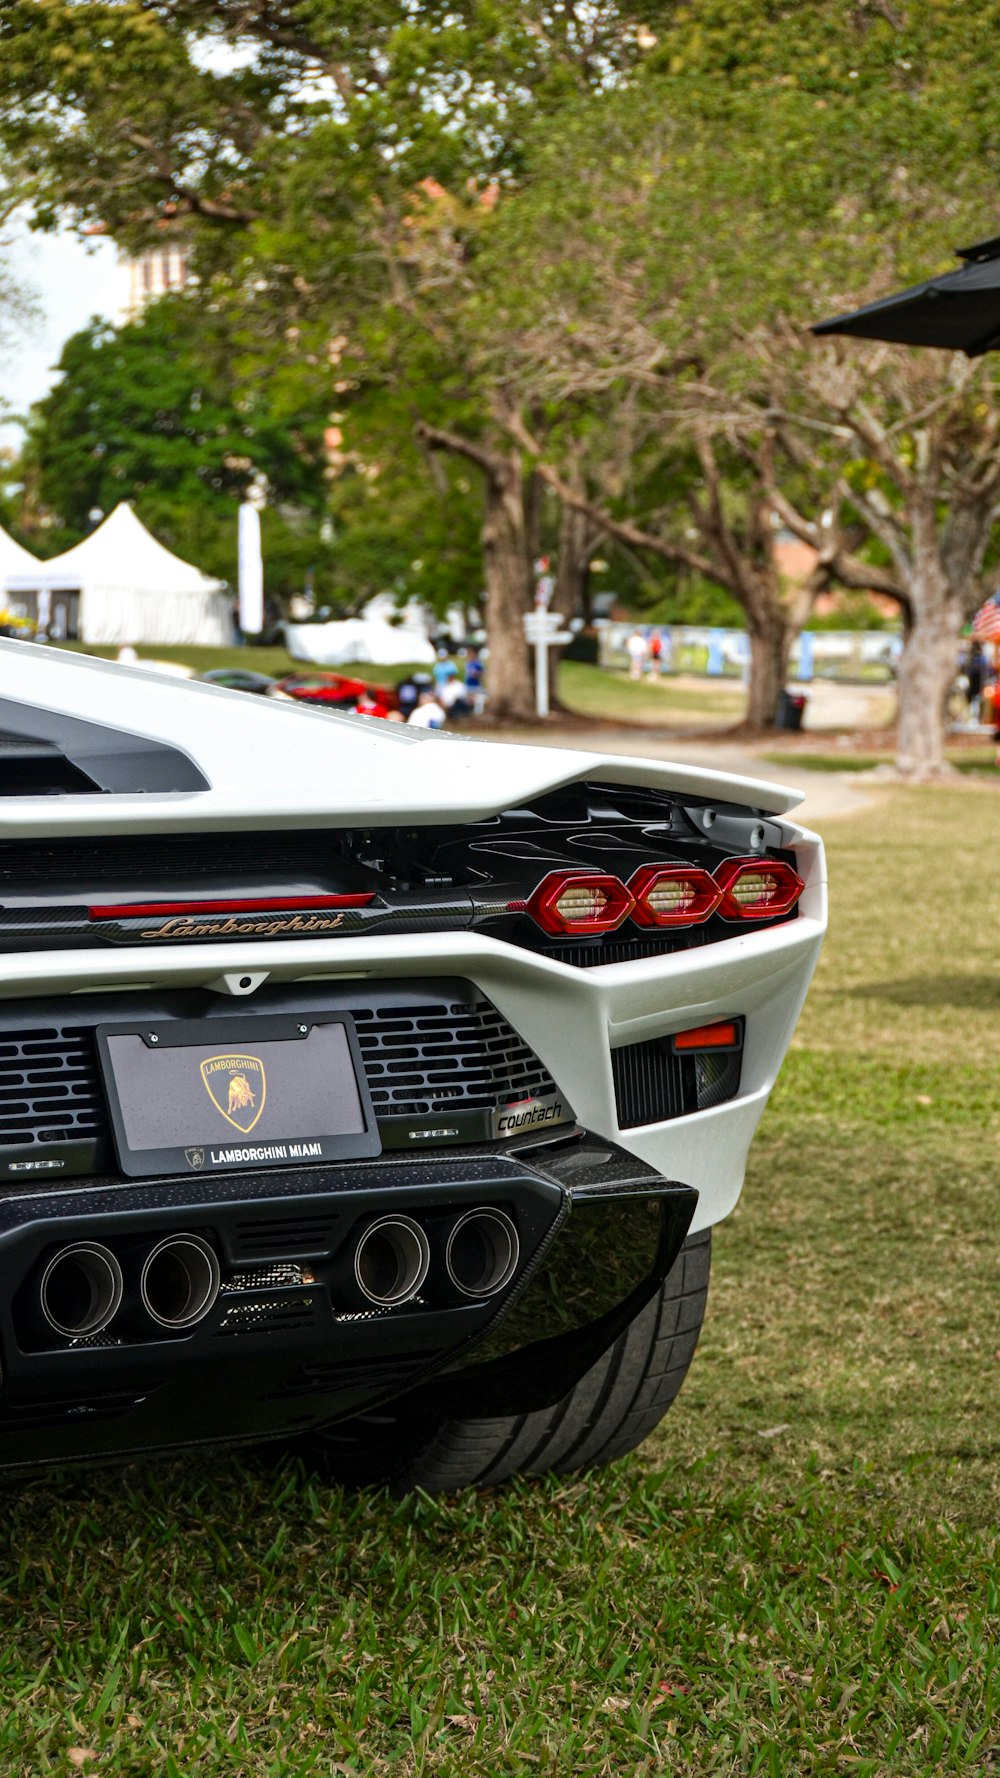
[96, 1013, 381, 1179]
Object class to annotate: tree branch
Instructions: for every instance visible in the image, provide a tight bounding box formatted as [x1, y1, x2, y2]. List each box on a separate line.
[414, 420, 506, 480]
[117, 126, 257, 223]
[496, 404, 729, 582]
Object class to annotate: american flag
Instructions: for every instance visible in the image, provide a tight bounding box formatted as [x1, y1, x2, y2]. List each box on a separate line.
[971, 592, 1000, 641]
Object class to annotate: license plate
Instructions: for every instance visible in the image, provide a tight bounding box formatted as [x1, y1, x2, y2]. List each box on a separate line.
[97, 1014, 380, 1179]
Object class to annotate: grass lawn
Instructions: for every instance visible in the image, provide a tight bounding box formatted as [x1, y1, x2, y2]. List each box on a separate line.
[1, 778, 997, 1772]
[760, 748, 998, 776]
[558, 662, 746, 727]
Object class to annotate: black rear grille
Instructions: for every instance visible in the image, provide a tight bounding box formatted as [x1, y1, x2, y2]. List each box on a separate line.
[612, 1031, 742, 1129]
[0, 994, 557, 1164]
[612, 1042, 692, 1129]
[537, 936, 694, 969]
[216, 1296, 319, 1337]
[0, 1027, 104, 1145]
[354, 1001, 556, 1118]
[0, 830, 345, 888]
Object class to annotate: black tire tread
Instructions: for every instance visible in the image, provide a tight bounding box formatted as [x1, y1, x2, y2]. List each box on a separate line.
[391, 1228, 711, 1492]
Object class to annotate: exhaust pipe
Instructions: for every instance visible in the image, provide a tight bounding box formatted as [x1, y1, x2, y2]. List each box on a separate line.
[445, 1207, 519, 1300]
[140, 1234, 221, 1330]
[352, 1216, 430, 1308]
[40, 1242, 124, 1339]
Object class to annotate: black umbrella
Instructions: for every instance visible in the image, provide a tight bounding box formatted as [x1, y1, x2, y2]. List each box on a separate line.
[813, 234, 1000, 355]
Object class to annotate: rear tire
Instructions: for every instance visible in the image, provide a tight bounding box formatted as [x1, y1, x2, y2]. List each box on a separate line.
[300, 1228, 711, 1493]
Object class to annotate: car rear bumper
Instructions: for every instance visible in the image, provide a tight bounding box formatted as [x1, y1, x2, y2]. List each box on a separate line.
[0, 1133, 695, 1472]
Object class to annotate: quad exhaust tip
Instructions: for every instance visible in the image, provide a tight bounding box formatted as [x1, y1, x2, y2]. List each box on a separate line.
[354, 1215, 430, 1307]
[141, 1234, 221, 1330]
[40, 1242, 124, 1339]
[445, 1207, 519, 1300]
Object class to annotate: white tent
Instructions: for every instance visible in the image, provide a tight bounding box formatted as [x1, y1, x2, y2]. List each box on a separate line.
[0, 525, 45, 629]
[0, 522, 41, 583]
[285, 617, 436, 667]
[4, 502, 232, 646]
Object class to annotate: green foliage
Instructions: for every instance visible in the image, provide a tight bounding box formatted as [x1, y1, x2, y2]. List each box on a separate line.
[7, 0, 1000, 686]
[808, 597, 895, 633]
[19, 297, 332, 600]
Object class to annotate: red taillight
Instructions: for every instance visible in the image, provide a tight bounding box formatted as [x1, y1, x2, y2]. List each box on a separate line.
[714, 859, 804, 920]
[673, 1021, 740, 1051]
[628, 864, 723, 928]
[525, 872, 635, 935]
[87, 894, 375, 921]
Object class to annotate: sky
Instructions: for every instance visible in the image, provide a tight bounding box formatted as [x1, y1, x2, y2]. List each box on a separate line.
[1, 223, 125, 450]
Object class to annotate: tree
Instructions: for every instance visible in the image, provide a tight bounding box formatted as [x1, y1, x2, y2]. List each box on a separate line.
[18, 297, 332, 603]
[768, 345, 1000, 776]
[8, 0, 1000, 749]
[0, 0, 664, 715]
[455, 24, 1000, 749]
[0, 155, 38, 425]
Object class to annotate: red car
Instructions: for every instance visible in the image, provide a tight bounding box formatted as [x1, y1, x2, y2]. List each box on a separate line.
[273, 672, 397, 717]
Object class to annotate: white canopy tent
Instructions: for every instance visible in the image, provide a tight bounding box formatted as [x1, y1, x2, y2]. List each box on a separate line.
[4, 503, 232, 646]
[0, 523, 41, 583]
[0, 525, 47, 631]
[285, 617, 436, 667]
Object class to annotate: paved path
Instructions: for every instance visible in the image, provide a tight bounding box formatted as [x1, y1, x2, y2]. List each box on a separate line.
[490, 723, 878, 830]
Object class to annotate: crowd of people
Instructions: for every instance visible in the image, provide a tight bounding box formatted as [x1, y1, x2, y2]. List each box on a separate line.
[394, 647, 486, 729]
[625, 627, 671, 680]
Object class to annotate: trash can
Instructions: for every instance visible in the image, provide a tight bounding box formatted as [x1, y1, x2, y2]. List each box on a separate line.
[776, 690, 808, 732]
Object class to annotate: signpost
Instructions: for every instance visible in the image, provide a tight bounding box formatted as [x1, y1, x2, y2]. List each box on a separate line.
[523, 609, 573, 718]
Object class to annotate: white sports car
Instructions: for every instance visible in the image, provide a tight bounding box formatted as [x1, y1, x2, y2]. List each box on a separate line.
[0, 644, 825, 1488]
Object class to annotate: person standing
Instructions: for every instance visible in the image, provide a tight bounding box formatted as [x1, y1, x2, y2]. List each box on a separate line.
[432, 651, 457, 695]
[463, 646, 486, 714]
[626, 629, 648, 680]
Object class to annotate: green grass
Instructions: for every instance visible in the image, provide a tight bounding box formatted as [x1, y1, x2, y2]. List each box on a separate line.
[559, 660, 746, 726]
[760, 749, 998, 775]
[1, 789, 997, 1774]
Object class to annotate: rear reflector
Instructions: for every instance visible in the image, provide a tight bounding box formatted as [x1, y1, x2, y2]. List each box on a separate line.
[525, 872, 635, 936]
[628, 864, 723, 928]
[88, 894, 375, 920]
[714, 859, 804, 920]
[672, 1021, 739, 1051]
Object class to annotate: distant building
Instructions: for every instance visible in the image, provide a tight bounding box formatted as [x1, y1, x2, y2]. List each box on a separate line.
[773, 527, 897, 622]
[82, 224, 192, 319]
[121, 240, 191, 317]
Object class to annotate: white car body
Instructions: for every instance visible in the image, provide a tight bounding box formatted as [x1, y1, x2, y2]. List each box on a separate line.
[0, 643, 825, 1478]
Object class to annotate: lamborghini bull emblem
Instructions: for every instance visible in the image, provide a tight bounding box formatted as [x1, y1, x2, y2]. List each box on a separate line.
[199, 1052, 266, 1133]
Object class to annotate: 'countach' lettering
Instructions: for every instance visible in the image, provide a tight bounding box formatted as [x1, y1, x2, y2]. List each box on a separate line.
[493, 1096, 568, 1137]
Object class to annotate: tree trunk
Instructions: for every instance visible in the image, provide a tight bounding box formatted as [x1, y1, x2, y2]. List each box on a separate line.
[894, 575, 963, 778]
[482, 458, 536, 721]
[745, 612, 792, 730]
[547, 500, 592, 707]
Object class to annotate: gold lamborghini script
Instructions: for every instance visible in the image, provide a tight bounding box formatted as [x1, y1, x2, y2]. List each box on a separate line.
[138, 913, 347, 939]
[200, 1053, 267, 1133]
